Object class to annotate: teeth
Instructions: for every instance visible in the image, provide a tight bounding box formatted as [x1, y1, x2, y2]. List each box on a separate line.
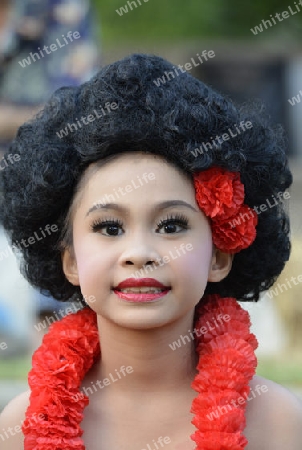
[118, 287, 166, 294]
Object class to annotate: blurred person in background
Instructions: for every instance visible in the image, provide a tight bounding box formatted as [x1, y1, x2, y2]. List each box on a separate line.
[0, 0, 100, 151]
[0, 0, 101, 353]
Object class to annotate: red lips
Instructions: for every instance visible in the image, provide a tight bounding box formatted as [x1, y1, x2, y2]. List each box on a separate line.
[115, 278, 170, 290]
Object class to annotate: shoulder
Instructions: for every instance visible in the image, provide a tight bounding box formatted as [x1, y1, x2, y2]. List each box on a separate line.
[245, 375, 302, 450]
[0, 390, 31, 450]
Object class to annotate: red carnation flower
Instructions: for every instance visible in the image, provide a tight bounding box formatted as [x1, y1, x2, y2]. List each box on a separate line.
[211, 205, 258, 253]
[193, 167, 244, 220]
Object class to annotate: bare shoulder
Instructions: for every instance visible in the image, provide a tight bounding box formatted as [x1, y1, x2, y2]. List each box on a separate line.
[0, 390, 31, 450]
[245, 375, 302, 450]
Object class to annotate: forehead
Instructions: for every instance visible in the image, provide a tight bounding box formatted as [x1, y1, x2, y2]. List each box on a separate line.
[91, 152, 181, 171]
[71, 152, 194, 210]
[83, 152, 191, 187]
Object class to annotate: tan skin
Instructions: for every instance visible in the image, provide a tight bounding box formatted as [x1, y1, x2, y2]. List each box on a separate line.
[1, 153, 302, 449]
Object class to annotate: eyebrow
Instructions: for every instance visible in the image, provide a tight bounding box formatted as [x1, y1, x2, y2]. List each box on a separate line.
[86, 200, 198, 217]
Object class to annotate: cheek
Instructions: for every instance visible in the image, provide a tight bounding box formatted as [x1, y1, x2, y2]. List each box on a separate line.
[73, 239, 107, 288]
[178, 240, 213, 289]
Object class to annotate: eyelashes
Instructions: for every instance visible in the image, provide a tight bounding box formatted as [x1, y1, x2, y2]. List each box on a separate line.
[157, 213, 189, 231]
[90, 217, 123, 235]
[90, 213, 189, 236]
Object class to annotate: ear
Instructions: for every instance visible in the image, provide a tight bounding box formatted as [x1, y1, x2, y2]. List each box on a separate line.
[208, 246, 233, 282]
[61, 247, 80, 286]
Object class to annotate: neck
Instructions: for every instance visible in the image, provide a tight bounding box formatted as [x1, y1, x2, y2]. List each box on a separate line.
[94, 312, 198, 394]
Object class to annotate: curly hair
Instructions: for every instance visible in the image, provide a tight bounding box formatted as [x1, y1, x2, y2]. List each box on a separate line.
[0, 53, 292, 304]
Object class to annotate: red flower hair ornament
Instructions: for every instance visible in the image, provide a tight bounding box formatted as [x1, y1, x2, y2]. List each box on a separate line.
[193, 167, 258, 253]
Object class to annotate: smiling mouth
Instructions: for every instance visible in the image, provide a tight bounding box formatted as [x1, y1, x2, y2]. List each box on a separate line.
[112, 287, 171, 303]
[114, 287, 170, 294]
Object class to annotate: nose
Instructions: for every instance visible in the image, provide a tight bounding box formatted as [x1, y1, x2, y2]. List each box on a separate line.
[118, 231, 160, 268]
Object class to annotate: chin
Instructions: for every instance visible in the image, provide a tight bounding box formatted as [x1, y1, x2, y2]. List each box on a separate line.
[107, 308, 174, 330]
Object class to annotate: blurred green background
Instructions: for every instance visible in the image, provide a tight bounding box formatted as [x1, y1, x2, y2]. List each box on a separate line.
[94, 0, 302, 43]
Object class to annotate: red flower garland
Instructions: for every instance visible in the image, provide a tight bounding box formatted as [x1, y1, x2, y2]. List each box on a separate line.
[193, 167, 258, 253]
[23, 295, 258, 450]
[23, 308, 100, 450]
[191, 295, 258, 449]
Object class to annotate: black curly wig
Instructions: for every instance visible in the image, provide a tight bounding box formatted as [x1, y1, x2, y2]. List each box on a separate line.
[0, 53, 292, 305]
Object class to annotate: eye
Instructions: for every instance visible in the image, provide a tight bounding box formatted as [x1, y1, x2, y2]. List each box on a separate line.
[156, 214, 189, 234]
[90, 213, 189, 236]
[90, 218, 123, 236]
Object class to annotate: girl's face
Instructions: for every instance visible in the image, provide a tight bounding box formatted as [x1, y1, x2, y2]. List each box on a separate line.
[62, 152, 232, 330]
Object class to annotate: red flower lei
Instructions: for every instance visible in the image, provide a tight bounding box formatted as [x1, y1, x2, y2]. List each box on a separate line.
[23, 294, 258, 450]
[193, 167, 258, 253]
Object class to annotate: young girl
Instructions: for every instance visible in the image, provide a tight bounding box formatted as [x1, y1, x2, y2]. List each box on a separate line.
[0, 53, 301, 450]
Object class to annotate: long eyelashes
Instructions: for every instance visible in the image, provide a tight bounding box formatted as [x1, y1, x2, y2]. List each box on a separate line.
[156, 213, 189, 231]
[90, 213, 189, 235]
[90, 217, 123, 235]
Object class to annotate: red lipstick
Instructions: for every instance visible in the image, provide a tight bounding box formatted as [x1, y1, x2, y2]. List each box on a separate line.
[113, 278, 171, 303]
[115, 278, 169, 289]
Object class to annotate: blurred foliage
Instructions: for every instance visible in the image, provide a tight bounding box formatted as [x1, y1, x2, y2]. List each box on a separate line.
[91, 0, 302, 43]
[0, 355, 301, 387]
[0, 355, 31, 380]
[257, 356, 302, 386]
